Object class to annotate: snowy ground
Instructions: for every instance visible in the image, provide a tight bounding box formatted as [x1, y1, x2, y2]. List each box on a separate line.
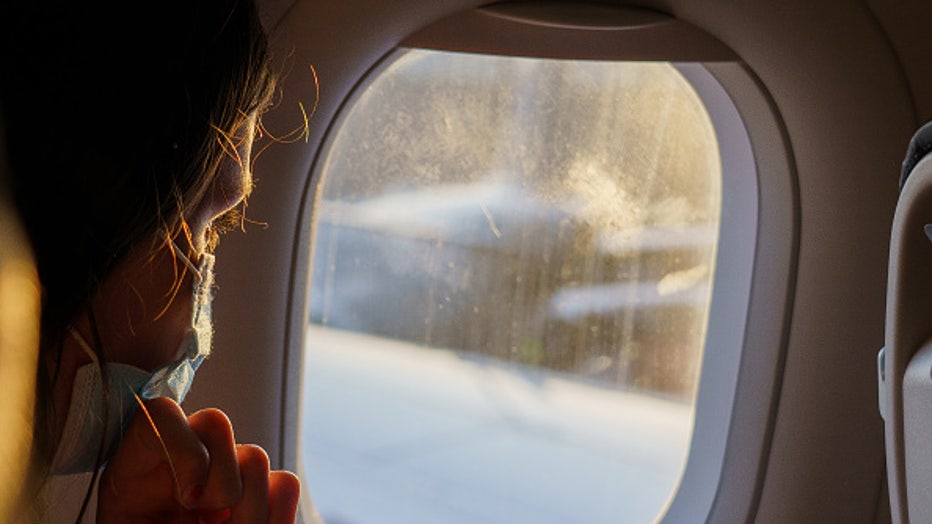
[300, 324, 693, 524]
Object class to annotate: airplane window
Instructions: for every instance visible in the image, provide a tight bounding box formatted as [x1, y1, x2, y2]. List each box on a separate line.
[302, 49, 722, 524]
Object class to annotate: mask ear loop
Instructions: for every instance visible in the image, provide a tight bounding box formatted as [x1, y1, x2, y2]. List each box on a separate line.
[66, 327, 100, 365]
[170, 240, 203, 284]
[170, 239, 216, 325]
[154, 237, 204, 321]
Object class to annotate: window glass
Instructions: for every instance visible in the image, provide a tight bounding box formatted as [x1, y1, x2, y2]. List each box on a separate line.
[303, 49, 721, 524]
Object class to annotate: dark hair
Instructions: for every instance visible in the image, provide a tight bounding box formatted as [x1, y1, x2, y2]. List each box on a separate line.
[0, 0, 277, 489]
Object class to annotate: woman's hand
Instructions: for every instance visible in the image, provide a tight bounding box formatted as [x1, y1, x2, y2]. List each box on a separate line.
[97, 397, 300, 523]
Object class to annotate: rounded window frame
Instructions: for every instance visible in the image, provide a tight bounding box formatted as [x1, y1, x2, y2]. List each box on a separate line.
[286, 6, 798, 523]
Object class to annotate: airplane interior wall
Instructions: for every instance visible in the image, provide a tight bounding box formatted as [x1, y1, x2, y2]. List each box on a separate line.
[183, 1, 932, 521]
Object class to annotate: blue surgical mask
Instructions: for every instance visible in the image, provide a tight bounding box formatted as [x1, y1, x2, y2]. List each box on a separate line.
[51, 245, 215, 475]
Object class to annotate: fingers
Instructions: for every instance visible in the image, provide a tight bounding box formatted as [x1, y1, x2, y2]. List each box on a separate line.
[268, 470, 301, 524]
[230, 444, 270, 523]
[229, 446, 301, 524]
[100, 397, 209, 516]
[188, 408, 242, 509]
[100, 398, 302, 523]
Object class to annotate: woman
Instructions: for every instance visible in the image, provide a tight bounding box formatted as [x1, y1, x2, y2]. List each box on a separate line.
[1, 1, 300, 521]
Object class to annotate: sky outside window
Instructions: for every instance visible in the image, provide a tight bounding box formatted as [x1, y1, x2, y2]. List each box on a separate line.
[303, 49, 721, 524]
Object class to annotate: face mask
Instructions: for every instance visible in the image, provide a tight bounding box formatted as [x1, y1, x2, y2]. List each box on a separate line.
[51, 244, 215, 475]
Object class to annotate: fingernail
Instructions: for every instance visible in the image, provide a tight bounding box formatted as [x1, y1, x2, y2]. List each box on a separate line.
[183, 484, 204, 507]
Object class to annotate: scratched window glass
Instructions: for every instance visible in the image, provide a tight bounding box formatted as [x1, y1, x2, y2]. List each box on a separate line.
[303, 49, 721, 524]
